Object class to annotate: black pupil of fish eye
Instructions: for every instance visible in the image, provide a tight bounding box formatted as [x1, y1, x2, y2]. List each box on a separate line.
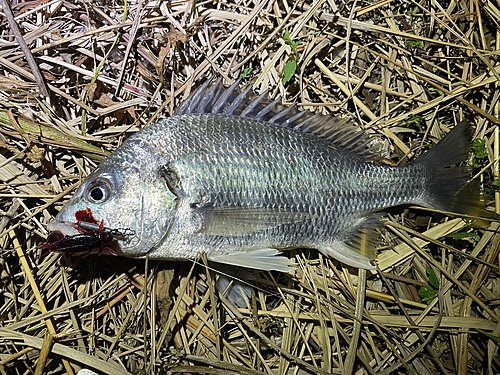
[91, 187, 104, 201]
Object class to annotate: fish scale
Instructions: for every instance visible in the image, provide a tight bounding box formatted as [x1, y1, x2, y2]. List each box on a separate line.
[47, 79, 484, 272]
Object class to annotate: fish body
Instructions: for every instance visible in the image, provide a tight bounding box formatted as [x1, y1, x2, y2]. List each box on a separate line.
[49, 79, 482, 271]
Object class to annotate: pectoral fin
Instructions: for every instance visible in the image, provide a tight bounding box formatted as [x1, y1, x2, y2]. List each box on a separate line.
[196, 206, 316, 236]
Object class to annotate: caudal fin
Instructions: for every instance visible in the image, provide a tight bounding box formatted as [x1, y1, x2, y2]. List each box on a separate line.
[413, 121, 486, 217]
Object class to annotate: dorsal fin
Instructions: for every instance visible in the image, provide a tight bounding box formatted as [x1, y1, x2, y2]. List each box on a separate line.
[174, 78, 375, 157]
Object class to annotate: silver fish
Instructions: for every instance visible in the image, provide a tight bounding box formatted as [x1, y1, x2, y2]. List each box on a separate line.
[48, 78, 483, 271]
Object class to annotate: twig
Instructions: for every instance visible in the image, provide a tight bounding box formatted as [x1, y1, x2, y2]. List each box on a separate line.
[0, 0, 49, 96]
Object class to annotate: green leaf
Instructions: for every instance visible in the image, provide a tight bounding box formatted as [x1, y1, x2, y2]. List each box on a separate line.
[240, 67, 253, 79]
[406, 39, 423, 49]
[426, 266, 439, 289]
[472, 138, 488, 168]
[402, 115, 424, 129]
[283, 30, 299, 53]
[462, 218, 476, 226]
[448, 232, 480, 241]
[418, 267, 440, 304]
[472, 139, 488, 158]
[475, 329, 500, 345]
[418, 285, 437, 303]
[282, 59, 297, 85]
[429, 88, 444, 96]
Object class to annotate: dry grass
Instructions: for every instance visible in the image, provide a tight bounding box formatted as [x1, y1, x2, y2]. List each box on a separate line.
[0, 0, 500, 374]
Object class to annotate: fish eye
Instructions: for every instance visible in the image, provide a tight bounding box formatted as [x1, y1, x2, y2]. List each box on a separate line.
[85, 178, 112, 203]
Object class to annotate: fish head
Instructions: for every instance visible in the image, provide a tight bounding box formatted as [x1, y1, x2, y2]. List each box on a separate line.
[48, 153, 177, 258]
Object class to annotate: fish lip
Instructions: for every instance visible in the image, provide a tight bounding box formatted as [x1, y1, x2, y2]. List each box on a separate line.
[47, 219, 80, 236]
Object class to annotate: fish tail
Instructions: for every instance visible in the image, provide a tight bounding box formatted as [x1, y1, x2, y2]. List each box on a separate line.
[413, 121, 486, 217]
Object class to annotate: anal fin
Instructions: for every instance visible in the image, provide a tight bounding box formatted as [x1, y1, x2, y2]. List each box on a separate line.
[319, 214, 381, 270]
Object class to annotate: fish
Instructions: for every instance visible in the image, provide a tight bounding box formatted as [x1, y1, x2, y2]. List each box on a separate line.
[46, 78, 485, 272]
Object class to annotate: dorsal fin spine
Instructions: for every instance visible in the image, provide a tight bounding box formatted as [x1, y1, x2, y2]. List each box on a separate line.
[198, 77, 224, 113]
[240, 89, 270, 117]
[223, 84, 253, 115]
[293, 113, 321, 132]
[268, 105, 296, 123]
[282, 111, 307, 127]
[255, 98, 282, 121]
[175, 78, 375, 158]
[213, 78, 241, 113]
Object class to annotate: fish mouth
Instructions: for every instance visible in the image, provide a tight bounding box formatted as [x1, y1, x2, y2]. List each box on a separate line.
[47, 219, 80, 236]
[48, 207, 102, 236]
[44, 213, 138, 256]
[44, 207, 141, 255]
[43, 208, 105, 254]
